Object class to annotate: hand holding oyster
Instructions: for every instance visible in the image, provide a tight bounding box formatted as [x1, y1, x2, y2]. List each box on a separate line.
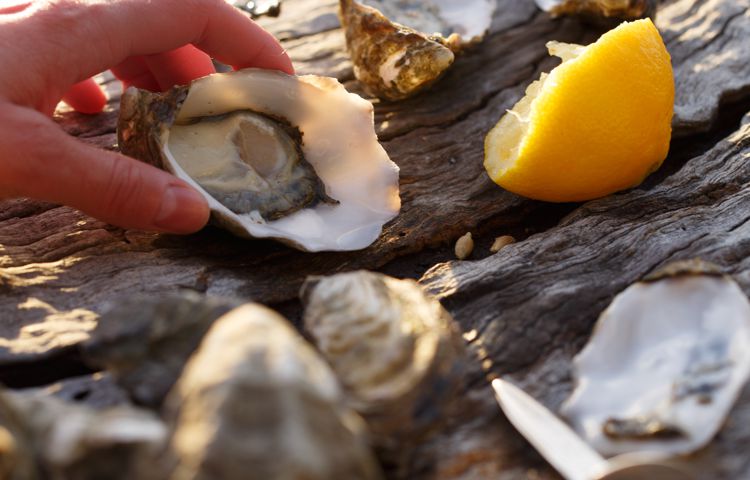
[118, 68, 400, 252]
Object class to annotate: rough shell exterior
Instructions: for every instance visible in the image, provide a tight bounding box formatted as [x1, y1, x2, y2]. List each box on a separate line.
[0, 389, 165, 480]
[339, 0, 456, 101]
[82, 291, 241, 408]
[163, 303, 383, 480]
[562, 260, 750, 456]
[301, 271, 466, 446]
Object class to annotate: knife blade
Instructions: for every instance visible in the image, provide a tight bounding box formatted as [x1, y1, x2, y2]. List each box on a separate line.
[491, 378, 609, 480]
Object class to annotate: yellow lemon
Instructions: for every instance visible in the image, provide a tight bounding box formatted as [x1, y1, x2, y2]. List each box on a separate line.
[484, 19, 674, 202]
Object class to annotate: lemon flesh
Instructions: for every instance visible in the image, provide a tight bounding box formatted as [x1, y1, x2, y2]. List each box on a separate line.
[484, 19, 674, 202]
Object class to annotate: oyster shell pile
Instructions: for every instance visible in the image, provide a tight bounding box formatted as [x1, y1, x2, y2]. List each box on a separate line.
[535, 0, 656, 20]
[562, 261, 750, 456]
[163, 303, 384, 480]
[301, 271, 466, 446]
[118, 68, 400, 252]
[339, 0, 495, 100]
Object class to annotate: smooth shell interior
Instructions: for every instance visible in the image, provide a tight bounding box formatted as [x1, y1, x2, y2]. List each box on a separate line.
[164, 69, 400, 252]
[362, 0, 494, 41]
[562, 273, 750, 456]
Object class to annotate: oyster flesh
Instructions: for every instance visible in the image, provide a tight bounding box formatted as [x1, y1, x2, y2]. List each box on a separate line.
[163, 303, 383, 480]
[339, 0, 495, 101]
[535, 0, 656, 20]
[301, 271, 466, 446]
[562, 260, 750, 456]
[118, 68, 400, 252]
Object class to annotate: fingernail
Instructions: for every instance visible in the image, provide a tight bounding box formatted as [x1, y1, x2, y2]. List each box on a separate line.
[154, 184, 209, 233]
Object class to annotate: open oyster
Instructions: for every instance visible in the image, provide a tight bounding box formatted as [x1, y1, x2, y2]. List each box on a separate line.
[339, 0, 495, 101]
[164, 303, 383, 480]
[301, 271, 466, 447]
[535, 0, 656, 20]
[562, 260, 750, 456]
[118, 68, 400, 252]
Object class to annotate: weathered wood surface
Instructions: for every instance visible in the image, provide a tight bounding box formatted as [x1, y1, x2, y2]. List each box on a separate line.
[1, 0, 750, 477]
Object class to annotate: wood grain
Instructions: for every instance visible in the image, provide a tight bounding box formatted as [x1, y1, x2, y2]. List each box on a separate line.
[1, 0, 750, 476]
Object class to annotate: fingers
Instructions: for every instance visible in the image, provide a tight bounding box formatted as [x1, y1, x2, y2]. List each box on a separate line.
[110, 57, 160, 91]
[0, 103, 209, 233]
[21, 0, 293, 85]
[143, 45, 216, 91]
[0, 1, 31, 15]
[61, 78, 107, 114]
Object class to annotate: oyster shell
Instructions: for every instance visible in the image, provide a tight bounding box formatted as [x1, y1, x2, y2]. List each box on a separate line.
[535, 0, 656, 20]
[301, 271, 466, 446]
[164, 303, 383, 480]
[562, 261, 750, 456]
[0, 388, 165, 480]
[339, 0, 495, 101]
[118, 68, 400, 252]
[82, 291, 241, 408]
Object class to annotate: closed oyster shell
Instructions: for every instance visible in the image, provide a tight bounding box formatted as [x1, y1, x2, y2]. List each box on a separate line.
[339, 0, 495, 100]
[562, 260, 750, 456]
[164, 303, 383, 480]
[0, 390, 40, 480]
[301, 271, 466, 446]
[0, 389, 166, 480]
[118, 68, 400, 252]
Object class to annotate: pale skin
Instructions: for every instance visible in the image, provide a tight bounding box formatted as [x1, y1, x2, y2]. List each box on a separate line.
[0, 0, 294, 233]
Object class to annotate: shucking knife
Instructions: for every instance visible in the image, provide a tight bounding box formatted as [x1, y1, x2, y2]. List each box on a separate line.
[491, 378, 694, 480]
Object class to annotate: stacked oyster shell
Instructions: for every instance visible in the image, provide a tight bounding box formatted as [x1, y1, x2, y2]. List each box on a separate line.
[339, 0, 495, 100]
[562, 261, 750, 456]
[118, 68, 400, 252]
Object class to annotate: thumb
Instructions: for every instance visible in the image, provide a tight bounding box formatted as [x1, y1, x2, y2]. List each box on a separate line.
[0, 103, 209, 233]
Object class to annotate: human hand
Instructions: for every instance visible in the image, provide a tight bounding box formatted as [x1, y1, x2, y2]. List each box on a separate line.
[0, 0, 293, 233]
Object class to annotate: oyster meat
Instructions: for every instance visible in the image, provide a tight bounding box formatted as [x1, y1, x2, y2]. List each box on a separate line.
[339, 0, 495, 101]
[163, 303, 383, 480]
[118, 68, 400, 252]
[301, 271, 466, 447]
[562, 260, 750, 456]
[535, 0, 656, 20]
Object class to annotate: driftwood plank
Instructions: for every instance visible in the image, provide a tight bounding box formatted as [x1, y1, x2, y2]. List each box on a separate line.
[419, 121, 750, 480]
[0, 4, 749, 468]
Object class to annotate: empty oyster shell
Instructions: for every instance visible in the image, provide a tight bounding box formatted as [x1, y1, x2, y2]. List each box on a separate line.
[164, 303, 383, 480]
[301, 271, 466, 446]
[339, 0, 495, 100]
[562, 261, 750, 456]
[535, 0, 656, 20]
[118, 68, 400, 252]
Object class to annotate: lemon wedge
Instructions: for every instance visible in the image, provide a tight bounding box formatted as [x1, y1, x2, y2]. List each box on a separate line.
[484, 19, 674, 202]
